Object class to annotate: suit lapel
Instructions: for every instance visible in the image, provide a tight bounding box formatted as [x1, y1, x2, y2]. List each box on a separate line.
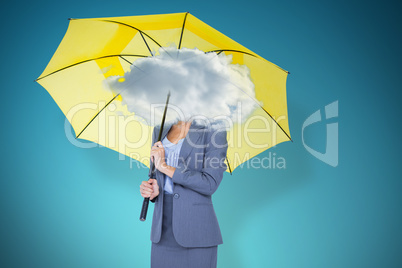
[179, 121, 203, 162]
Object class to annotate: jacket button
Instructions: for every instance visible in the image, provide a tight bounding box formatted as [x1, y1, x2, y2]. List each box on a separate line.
[174, 193, 180, 199]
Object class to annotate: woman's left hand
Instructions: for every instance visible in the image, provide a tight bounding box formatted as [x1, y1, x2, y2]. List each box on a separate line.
[150, 141, 167, 171]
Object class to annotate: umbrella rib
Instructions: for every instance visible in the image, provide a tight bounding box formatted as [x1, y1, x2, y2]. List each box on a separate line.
[207, 49, 258, 58]
[205, 54, 292, 142]
[119, 55, 132, 65]
[35, 54, 147, 81]
[226, 156, 233, 175]
[139, 32, 154, 56]
[207, 49, 292, 140]
[237, 89, 293, 142]
[96, 19, 163, 49]
[259, 105, 293, 142]
[75, 93, 121, 139]
[207, 49, 290, 74]
[178, 12, 189, 49]
[120, 56, 147, 73]
[234, 80, 292, 141]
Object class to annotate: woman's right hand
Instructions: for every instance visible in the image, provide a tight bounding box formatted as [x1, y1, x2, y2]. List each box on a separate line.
[140, 178, 159, 200]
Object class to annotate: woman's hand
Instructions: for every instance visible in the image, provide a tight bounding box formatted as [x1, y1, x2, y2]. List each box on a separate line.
[150, 141, 167, 171]
[150, 141, 176, 177]
[140, 178, 159, 200]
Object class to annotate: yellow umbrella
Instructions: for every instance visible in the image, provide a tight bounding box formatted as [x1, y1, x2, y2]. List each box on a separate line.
[36, 12, 292, 173]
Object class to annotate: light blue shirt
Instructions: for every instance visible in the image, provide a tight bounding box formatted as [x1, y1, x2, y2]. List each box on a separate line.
[162, 136, 185, 194]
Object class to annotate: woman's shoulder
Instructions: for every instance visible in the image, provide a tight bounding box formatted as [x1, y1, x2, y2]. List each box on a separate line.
[193, 119, 227, 130]
[194, 120, 228, 148]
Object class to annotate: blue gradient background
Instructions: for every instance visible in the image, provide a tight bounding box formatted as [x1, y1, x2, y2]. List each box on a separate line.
[1, 0, 401, 267]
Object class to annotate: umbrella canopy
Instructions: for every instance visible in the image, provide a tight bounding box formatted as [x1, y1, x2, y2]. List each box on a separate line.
[36, 12, 292, 172]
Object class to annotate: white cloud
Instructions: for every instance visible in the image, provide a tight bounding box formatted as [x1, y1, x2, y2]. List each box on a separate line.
[103, 47, 260, 127]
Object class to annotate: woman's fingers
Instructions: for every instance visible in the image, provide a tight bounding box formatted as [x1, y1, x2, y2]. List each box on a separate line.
[149, 179, 158, 188]
[150, 143, 164, 158]
[148, 179, 159, 200]
[154, 141, 163, 147]
[151, 141, 163, 151]
[140, 181, 154, 198]
[141, 180, 153, 188]
[150, 142, 165, 170]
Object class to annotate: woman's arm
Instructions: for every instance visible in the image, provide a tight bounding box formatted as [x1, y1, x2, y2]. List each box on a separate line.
[168, 129, 228, 196]
[158, 164, 176, 178]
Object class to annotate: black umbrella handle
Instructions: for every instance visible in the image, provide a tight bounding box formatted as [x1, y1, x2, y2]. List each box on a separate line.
[139, 197, 150, 221]
[139, 164, 155, 221]
[140, 92, 170, 221]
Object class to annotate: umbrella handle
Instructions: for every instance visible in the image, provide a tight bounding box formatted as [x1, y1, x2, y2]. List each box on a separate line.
[140, 197, 150, 221]
[140, 166, 155, 221]
[139, 91, 170, 222]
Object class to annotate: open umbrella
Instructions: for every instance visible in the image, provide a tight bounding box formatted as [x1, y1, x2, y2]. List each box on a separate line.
[36, 12, 292, 176]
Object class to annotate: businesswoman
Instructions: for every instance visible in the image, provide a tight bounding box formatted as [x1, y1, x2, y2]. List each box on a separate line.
[140, 119, 228, 268]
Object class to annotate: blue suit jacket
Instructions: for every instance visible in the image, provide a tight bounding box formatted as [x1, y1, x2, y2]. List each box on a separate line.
[149, 120, 228, 247]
